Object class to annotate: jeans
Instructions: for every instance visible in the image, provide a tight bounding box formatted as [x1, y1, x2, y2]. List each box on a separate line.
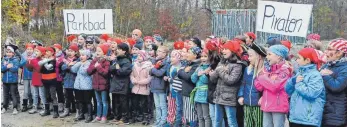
[174, 92, 183, 127]
[2, 83, 20, 109]
[153, 92, 168, 124]
[215, 104, 238, 127]
[23, 80, 32, 100]
[263, 112, 286, 127]
[31, 85, 46, 106]
[95, 91, 108, 117]
[196, 103, 211, 127]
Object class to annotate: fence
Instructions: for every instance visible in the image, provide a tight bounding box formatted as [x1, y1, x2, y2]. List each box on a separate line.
[212, 9, 313, 44]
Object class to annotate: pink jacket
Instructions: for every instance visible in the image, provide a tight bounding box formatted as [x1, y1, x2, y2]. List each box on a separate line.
[55, 53, 65, 82]
[131, 61, 153, 95]
[255, 61, 292, 113]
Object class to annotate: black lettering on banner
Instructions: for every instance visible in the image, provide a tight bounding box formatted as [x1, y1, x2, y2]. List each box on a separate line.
[262, 5, 303, 33]
[66, 12, 108, 32]
[66, 13, 75, 32]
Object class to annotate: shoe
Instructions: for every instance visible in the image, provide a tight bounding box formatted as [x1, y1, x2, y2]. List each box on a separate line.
[92, 116, 101, 123]
[2, 108, 7, 114]
[59, 108, 70, 118]
[100, 117, 107, 123]
[21, 99, 28, 112]
[40, 104, 51, 116]
[49, 103, 53, 111]
[52, 105, 59, 118]
[74, 104, 85, 121]
[28, 106, 38, 114]
[58, 103, 64, 112]
[12, 108, 18, 115]
[84, 104, 93, 123]
[116, 119, 129, 125]
[28, 99, 34, 109]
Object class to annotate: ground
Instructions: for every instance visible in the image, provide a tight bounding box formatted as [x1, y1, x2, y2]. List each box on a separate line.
[1, 84, 149, 127]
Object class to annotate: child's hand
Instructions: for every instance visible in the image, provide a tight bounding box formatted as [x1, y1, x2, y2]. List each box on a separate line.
[258, 97, 262, 106]
[6, 63, 13, 68]
[320, 69, 333, 76]
[296, 75, 304, 83]
[185, 66, 192, 72]
[109, 55, 116, 61]
[208, 70, 215, 76]
[68, 62, 76, 66]
[94, 62, 100, 67]
[163, 76, 169, 81]
[4, 61, 8, 65]
[238, 97, 244, 105]
[198, 70, 205, 76]
[115, 64, 120, 69]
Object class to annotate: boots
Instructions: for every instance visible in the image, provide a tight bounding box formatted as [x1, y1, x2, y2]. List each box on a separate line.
[28, 106, 38, 114]
[59, 108, 70, 118]
[52, 105, 59, 118]
[28, 98, 33, 109]
[70, 103, 76, 113]
[85, 104, 93, 123]
[21, 99, 28, 112]
[142, 113, 150, 125]
[74, 103, 80, 119]
[74, 103, 85, 121]
[58, 103, 64, 112]
[40, 104, 50, 116]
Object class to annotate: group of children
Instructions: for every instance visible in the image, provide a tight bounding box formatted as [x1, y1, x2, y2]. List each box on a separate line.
[2, 30, 347, 127]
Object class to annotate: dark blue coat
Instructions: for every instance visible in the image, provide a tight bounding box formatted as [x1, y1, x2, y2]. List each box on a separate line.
[149, 57, 169, 93]
[321, 58, 347, 126]
[2, 57, 20, 83]
[238, 67, 261, 106]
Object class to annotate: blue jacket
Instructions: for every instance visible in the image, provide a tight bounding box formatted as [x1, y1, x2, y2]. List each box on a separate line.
[2, 57, 20, 83]
[191, 64, 209, 103]
[320, 58, 347, 126]
[71, 60, 93, 90]
[149, 57, 169, 93]
[61, 58, 79, 89]
[19, 53, 33, 80]
[238, 67, 261, 106]
[285, 64, 326, 127]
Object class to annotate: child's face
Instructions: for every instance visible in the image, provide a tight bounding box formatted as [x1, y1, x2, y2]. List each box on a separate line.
[181, 49, 189, 60]
[222, 48, 232, 59]
[145, 39, 153, 47]
[45, 51, 53, 58]
[96, 47, 105, 58]
[80, 54, 87, 62]
[54, 47, 61, 53]
[26, 47, 34, 55]
[244, 34, 253, 45]
[186, 50, 197, 61]
[111, 43, 117, 51]
[137, 55, 144, 62]
[247, 49, 258, 66]
[34, 49, 42, 57]
[200, 52, 208, 63]
[266, 52, 281, 65]
[170, 56, 180, 65]
[78, 37, 85, 45]
[296, 55, 311, 66]
[156, 48, 166, 59]
[116, 48, 126, 56]
[86, 44, 94, 50]
[324, 45, 344, 62]
[5, 49, 14, 57]
[68, 49, 76, 57]
[132, 47, 139, 55]
[188, 41, 197, 48]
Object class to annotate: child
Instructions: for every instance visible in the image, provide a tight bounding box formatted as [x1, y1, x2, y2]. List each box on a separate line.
[188, 37, 202, 49]
[321, 38, 347, 127]
[238, 44, 266, 127]
[109, 42, 132, 125]
[59, 44, 79, 118]
[53, 43, 65, 112]
[255, 45, 291, 127]
[144, 36, 154, 50]
[19, 43, 35, 112]
[164, 50, 183, 127]
[148, 44, 158, 63]
[150, 46, 170, 126]
[26, 46, 47, 114]
[244, 32, 256, 47]
[285, 48, 325, 127]
[130, 50, 153, 125]
[39, 47, 60, 118]
[178, 47, 201, 126]
[78, 34, 87, 49]
[1, 45, 20, 115]
[70, 49, 93, 123]
[191, 49, 211, 127]
[209, 41, 246, 127]
[87, 44, 110, 123]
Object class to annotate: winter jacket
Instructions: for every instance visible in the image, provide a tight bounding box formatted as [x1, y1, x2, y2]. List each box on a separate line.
[109, 55, 132, 94]
[40, 58, 57, 81]
[321, 57, 347, 126]
[131, 61, 153, 95]
[167, 65, 183, 93]
[87, 57, 110, 91]
[178, 60, 201, 97]
[191, 64, 210, 103]
[71, 60, 93, 90]
[61, 57, 78, 89]
[209, 60, 246, 106]
[19, 53, 34, 80]
[55, 52, 65, 82]
[26, 57, 43, 86]
[1, 57, 19, 83]
[149, 57, 169, 93]
[285, 64, 325, 127]
[254, 61, 291, 113]
[238, 67, 261, 106]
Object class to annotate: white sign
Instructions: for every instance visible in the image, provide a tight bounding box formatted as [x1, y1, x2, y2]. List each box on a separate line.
[256, 1, 312, 37]
[63, 9, 113, 34]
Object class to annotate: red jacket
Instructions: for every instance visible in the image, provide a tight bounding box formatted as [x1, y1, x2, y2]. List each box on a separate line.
[26, 58, 43, 87]
[87, 57, 110, 91]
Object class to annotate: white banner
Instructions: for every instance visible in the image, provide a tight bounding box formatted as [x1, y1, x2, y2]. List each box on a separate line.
[63, 9, 113, 34]
[256, 1, 312, 37]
